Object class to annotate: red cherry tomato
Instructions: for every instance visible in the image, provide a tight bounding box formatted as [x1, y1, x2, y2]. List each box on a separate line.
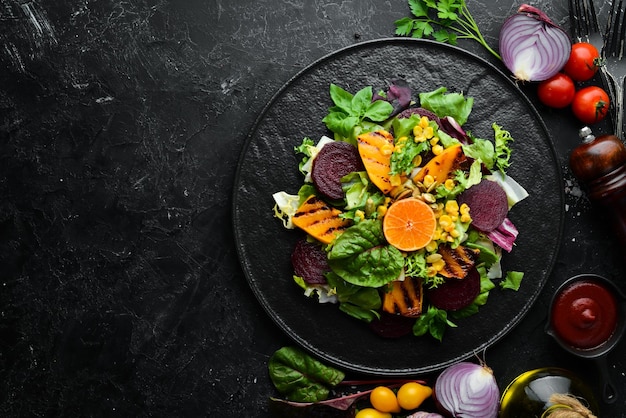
[563, 42, 602, 81]
[537, 73, 576, 108]
[571, 86, 610, 125]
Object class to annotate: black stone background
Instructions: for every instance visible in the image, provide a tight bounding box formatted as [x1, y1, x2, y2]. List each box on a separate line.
[1, 0, 624, 416]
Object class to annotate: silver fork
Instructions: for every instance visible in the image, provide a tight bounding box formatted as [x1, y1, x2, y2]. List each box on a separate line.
[602, 0, 626, 136]
[569, 0, 603, 50]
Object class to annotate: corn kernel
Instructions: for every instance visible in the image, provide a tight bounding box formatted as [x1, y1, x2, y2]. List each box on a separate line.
[412, 155, 422, 167]
[424, 126, 434, 139]
[444, 179, 455, 190]
[439, 214, 453, 229]
[460, 203, 470, 215]
[355, 210, 365, 221]
[390, 174, 402, 187]
[381, 143, 394, 156]
[427, 266, 437, 277]
[429, 136, 439, 146]
[426, 241, 438, 252]
[432, 144, 444, 155]
[445, 200, 459, 214]
[432, 259, 446, 271]
[377, 205, 387, 218]
[450, 228, 461, 238]
[423, 174, 435, 188]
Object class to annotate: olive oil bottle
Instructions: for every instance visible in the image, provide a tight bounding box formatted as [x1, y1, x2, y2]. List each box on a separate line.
[499, 368, 599, 418]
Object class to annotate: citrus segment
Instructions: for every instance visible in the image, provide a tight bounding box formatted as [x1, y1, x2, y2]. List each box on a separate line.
[383, 198, 436, 251]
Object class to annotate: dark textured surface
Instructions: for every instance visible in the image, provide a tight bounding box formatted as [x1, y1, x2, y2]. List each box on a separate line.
[1, 0, 625, 417]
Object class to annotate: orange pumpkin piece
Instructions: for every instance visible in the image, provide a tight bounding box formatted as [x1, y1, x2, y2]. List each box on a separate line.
[357, 130, 396, 194]
[292, 195, 351, 244]
[413, 143, 465, 184]
[383, 198, 437, 251]
[382, 276, 424, 317]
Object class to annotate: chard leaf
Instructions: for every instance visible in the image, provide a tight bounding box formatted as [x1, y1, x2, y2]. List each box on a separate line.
[268, 346, 345, 403]
[328, 220, 403, 287]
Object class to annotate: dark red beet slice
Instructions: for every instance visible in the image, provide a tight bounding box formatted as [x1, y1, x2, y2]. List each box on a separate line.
[291, 239, 330, 284]
[397, 107, 441, 126]
[368, 312, 415, 338]
[426, 268, 481, 311]
[311, 141, 363, 201]
[458, 179, 508, 232]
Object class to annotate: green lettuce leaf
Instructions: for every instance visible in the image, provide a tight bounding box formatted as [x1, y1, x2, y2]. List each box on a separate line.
[418, 87, 473, 125]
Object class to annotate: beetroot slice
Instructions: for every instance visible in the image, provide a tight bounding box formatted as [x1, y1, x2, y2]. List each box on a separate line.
[291, 239, 330, 285]
[368, 312, 415, 338]
[426, 268, 480, 311]
[397, 107, 441, 126]
[458, 179, 508, 232]
[311, 141, 363, 201]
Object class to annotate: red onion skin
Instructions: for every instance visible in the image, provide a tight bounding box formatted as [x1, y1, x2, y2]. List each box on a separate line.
[433, 362, 500, 418]
[499, 5, 571, 82]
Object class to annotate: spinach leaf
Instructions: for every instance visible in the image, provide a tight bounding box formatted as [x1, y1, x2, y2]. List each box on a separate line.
[328, 220, 403, 287]
[268, 346, 345, 403]
[326, 272, 381, 323]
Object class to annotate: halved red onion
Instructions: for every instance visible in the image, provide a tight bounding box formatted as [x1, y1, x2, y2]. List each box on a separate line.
[434, 361, 500, 418]
[499, 4, 571, 82]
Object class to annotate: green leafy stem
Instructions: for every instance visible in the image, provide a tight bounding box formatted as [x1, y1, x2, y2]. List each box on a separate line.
[395, 0, 501, 61]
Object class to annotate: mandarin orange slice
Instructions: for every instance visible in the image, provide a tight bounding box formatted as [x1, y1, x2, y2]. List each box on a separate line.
[383, 198, 436, 251]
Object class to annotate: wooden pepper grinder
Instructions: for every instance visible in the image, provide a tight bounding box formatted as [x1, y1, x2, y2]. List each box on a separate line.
[569, 127, 626, 249]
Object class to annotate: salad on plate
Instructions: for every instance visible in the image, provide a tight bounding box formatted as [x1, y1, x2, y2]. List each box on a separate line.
[273, 81, 528, 341]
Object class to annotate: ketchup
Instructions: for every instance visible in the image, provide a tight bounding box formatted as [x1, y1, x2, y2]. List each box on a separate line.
[550, 280, 618, 349]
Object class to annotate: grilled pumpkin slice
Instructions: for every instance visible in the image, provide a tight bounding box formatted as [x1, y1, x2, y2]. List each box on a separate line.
[292, 195, 350, 244]
[382, 276, 423, 318]
[413, 143, 465, 185]
[438, 245, 480, 279]
[357, 130, 396, 194]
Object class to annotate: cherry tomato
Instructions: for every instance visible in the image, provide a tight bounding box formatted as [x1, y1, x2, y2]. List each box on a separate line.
[537, 73, 575, 108]
[563, 42, 602, 81]
[369, 386, 401, 413]
[355, 408, 392, 418]
[396, 382, 433, 410]
[571, 86, 610, 125]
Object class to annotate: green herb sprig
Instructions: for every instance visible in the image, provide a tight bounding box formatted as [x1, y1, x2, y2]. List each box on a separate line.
[395, 0, 501, 60]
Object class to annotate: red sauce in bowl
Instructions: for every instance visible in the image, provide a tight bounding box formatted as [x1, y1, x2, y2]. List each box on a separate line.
[550, 280, 618, 350]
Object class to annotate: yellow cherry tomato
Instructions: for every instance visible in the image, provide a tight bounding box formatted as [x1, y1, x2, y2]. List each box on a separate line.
[355, 408, 392, 418]
[369, 386, 401, 413]
[396, 382, 433, 410]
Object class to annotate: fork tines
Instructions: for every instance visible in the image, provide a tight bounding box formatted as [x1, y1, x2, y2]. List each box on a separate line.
[570, 0, 600, 41]
[604, 0, 626, 59]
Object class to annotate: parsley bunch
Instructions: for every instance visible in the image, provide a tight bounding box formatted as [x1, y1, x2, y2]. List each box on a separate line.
[395, 0, 501, 60]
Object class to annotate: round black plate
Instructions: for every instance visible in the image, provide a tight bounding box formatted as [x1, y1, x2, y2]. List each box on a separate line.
[233, 39, 564, 376]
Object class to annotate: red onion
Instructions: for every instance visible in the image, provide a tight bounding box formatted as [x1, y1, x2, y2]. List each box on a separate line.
[434, 361, 500, 418]
[499, 4, 571, 82]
